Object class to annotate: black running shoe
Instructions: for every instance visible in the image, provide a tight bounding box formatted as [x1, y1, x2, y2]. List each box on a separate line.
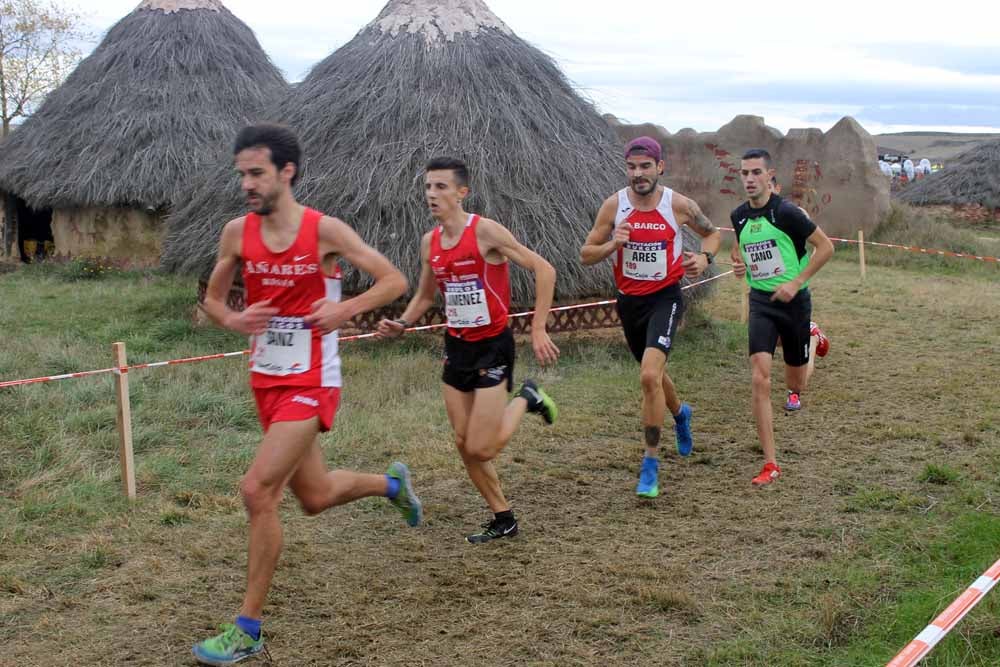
[517, 379, 557, 425]
[466, 517, 519, 544]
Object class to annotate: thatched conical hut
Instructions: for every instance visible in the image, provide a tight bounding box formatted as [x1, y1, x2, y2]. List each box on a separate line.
[898, 138, 1000, 210]
[164, 0, 648, 303]
[0, 0, 288, 264]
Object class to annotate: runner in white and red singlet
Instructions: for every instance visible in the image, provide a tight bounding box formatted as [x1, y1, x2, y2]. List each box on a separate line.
[193, 124, 422, 666]
[377, 157, 560, 544]
[581, 136, 721, 499]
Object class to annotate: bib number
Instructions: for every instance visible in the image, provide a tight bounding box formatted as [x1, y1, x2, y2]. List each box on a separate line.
[622, 241, 667, 281]
[445, 280, 491, 328]
[251, 317, 312, 376]
[744, 240, 786, 281]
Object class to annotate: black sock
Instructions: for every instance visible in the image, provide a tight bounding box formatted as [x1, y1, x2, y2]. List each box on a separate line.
[494, 510, 515, 524]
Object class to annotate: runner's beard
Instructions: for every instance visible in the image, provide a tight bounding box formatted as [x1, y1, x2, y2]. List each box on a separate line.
[249, 192, 278, 215]
[631, 176, 657, 195]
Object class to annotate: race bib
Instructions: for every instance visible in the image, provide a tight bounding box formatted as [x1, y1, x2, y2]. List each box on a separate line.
[622, 241, 667, 281]
[251, 316, 312, 376]
[445, 280, 491, 328]
[744, 240, 786, 280]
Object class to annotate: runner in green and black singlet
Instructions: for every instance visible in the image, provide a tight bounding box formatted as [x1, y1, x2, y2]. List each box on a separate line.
[732, 193, 814, 293]
[764, 175, 832, 367]
[730, 148, 835, 488]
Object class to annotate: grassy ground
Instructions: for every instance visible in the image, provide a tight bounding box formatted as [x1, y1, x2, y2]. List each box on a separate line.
[1, 245, 998, 666]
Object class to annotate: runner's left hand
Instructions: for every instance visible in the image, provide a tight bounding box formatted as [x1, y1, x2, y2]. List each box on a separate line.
[304, 299, 353, 334]
[532, 330, 560, 367]
[375, 318, 406, 339]
[682, 251, 707, 278]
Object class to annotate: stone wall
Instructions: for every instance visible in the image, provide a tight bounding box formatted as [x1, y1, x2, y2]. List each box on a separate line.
[51, 207, 164, 265]
[608, 115, 890, 238]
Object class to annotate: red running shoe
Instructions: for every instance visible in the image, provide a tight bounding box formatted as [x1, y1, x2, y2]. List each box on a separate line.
[751, 462, 782, 487]
[810, 321, 830, 357]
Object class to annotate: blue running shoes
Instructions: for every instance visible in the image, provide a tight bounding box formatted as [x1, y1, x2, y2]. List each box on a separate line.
[636, 456, 660, 498]
[674, 403, 693, 456]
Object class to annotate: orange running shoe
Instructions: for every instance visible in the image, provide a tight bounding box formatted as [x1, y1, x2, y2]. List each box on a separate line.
[810, 321, 830, 357]
[751, 462, 782, 487]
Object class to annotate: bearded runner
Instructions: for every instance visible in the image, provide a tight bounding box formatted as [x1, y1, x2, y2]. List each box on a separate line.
[581, 136, 721, 499]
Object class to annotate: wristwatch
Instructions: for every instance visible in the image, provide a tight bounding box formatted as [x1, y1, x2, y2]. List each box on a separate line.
[701, 251, 715, 264]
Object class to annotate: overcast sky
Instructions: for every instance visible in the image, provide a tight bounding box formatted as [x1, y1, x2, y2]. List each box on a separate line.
[82, 0, 1000, 135]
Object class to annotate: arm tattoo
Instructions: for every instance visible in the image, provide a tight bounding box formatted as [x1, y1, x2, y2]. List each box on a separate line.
[687, 200, 716, 234]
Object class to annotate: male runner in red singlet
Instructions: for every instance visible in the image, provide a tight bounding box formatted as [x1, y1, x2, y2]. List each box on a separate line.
[581, 136, 721, 498]
[192, 124, 422, 665]
[377, 157, 559, 544]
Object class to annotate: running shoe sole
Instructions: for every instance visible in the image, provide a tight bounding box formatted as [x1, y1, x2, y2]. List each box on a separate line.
[387, 462, 423, 527]
[675, 403, 693, 456]
[521, 380, 557, 425]
[536, 386, 557, 425]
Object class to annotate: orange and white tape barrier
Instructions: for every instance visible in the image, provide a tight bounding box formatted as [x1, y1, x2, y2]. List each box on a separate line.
[886, 557, 1000, 666]
[0, 271, 732, 390]
[830, 237, 998, 263]
[339, 269, 733, 343]
[719, 227, 999, 263]
[0, 351, 253, 389]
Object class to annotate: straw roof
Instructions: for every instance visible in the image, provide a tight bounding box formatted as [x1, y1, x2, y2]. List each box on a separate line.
[898, 138, 1000, 209]
[163, 0, 635, 302]
[0, 0, 288, 210]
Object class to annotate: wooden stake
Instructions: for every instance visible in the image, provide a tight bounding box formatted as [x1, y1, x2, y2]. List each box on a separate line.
[740, 281, 749, 324]
[858, 230, 867, 281]
[113, 342, 136, 500]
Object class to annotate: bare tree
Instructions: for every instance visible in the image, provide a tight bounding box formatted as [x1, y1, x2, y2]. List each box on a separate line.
[0, 0, 85, 137]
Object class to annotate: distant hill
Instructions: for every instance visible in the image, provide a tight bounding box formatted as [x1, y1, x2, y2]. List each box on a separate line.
[874, 132, 1000, 164]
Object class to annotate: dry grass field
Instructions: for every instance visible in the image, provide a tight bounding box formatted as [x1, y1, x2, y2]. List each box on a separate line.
[1, 243, 998, 666]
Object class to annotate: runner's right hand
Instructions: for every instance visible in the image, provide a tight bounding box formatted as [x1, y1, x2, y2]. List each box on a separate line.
[375, 318, 405, 339]
[531, 329, 560, 367]
[732, 257, 746, 278]
[612, 222, 631, 248]
[227, 300, 279, 335]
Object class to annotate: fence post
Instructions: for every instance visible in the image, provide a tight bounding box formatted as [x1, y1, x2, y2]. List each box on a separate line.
[113, 342, 136, 500]
[740, 281, 749, 324]
[858, 230, 867, 281]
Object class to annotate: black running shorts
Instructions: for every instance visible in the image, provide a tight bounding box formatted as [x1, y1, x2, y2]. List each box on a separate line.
[442, 328, 515, 393]
[615, 283, 685, 363]
[748, 288, 812, 366]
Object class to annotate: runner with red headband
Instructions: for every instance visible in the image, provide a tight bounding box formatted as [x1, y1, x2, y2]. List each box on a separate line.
[581, 136, 721, 498]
